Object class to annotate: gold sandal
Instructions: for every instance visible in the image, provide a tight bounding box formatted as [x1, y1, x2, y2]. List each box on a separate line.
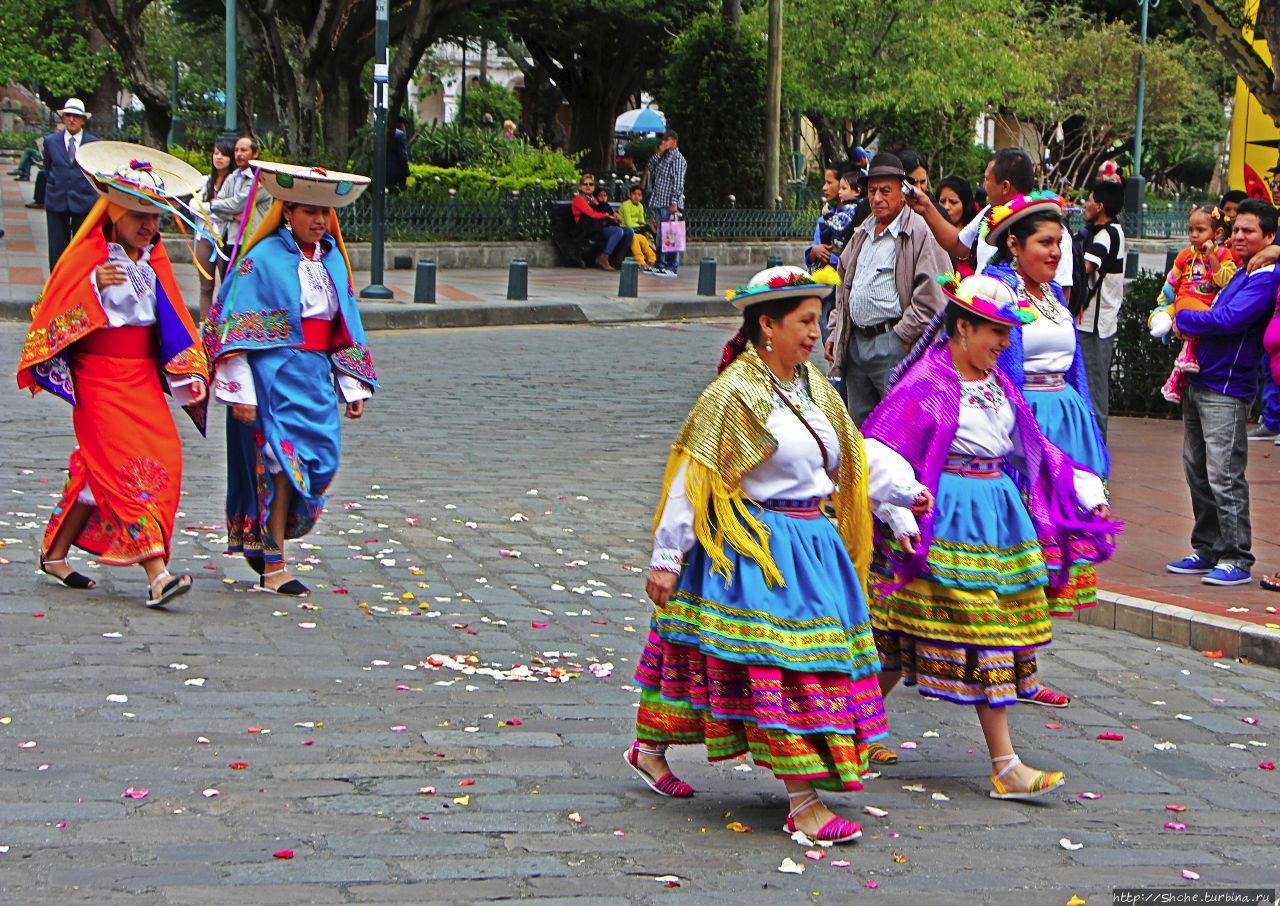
[989, 753, 1065, 801]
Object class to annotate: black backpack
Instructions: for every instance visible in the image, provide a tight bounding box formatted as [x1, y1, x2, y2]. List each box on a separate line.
[1066, 226, 1093, 319]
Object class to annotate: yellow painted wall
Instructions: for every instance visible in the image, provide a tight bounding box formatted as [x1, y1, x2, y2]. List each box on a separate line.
[1227, 0, 1279, 199]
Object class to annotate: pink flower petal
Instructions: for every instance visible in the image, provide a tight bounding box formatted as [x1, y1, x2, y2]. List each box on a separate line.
[1096, 733, 1124, 741]
[865, 880, 879, 889]
[121, 787, 149, 800]
[1260, 762, 1276, 770]
[1164, 822, 1186, 831]
[1044, 723, 1062, 730]
[1078, 792, 1103, 800]
[1166, 804, 1187, 812]
[1182, 869, 1200, 881]
[273, 849, 294, 860]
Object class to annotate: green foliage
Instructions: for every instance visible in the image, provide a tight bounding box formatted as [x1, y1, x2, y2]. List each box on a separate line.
[623, 137, 659, 171]
[0, 130, 39, 151]
[0, 0, 114, 103]
[659, 13, 768, 207]
[458, 81, 522, 129]
[403, 162, 577, 202]
[780, 0, 1046, 154]
[1110, 270, 1182, 419]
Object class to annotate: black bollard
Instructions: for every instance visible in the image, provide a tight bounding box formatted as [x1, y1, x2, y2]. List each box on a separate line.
[507, 257, 529, 301]
[1164, 248, 1178, 275]
[413, 259, 437, 304]
[1124, 249, 1139, 279]
[767, 254, 783, 268]
[618, 259, 639, 298]
[697, 257, 717, 296]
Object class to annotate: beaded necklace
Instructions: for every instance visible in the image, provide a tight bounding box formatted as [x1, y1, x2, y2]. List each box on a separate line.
[1015, 271, 1065, 323]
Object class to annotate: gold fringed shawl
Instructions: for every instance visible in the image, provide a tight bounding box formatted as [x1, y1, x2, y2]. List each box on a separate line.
[651, 346, 874, 592]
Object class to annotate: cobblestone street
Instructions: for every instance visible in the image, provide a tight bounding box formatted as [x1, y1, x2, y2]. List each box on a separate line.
[0, 320, 1277, 905]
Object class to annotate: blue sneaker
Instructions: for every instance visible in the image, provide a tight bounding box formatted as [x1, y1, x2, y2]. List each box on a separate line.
[1202, 565, 1251, 586]
[1166, 553, 1214, 574]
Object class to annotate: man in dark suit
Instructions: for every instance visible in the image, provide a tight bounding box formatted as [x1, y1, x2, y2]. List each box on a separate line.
[42, 97, 100, 270]
[386, 116, 410, 194]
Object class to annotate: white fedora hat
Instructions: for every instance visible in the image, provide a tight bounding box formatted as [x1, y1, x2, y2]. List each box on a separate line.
[76, 140, 203, 213]
[57, 98, 92, 119]
[251, 160, 370, 209]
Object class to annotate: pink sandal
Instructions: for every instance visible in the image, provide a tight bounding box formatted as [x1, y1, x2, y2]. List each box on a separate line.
[782, 792, 862, 844]
[624, 742, 695, 798]
[1019, 686, 1071, 708]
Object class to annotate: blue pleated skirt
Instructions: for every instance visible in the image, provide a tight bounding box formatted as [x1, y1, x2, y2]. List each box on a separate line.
[1023, 383, 1108, 478]
[658, 505, 880, 679]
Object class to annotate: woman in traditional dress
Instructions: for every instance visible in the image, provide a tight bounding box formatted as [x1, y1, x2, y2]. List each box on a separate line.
[976, 193, 1111, 707]
[863, 274, 1117, 799]
[629, 266, 924, 843]
[18, 142, 211, 607]
[203, 161, 377, 596]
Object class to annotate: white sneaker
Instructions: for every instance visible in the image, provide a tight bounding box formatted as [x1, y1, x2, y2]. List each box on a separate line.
[652, 268, 678, 279]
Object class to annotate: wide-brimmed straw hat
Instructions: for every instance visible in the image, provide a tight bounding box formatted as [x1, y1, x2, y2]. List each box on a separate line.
[57, 98, 92, 119]
[937, 273, 1034, 327]
[724, 265, 835, 310]
[76, 140, 203, 212]
[251, 161, 370, 208]
[981, 191, 1065, 245]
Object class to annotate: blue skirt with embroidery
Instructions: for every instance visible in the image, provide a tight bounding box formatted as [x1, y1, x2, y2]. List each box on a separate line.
[1023, 383, 1108, 478]
[225, 347, 340, 560]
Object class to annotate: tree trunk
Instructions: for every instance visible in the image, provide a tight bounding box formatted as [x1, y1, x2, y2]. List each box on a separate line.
[722, 0, 741, 30]
[87, 0, 171, 149]
[1177, 0, 1280, 123]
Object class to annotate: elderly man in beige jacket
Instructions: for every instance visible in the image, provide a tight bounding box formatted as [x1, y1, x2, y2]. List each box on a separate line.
[824, 152, 952, 424]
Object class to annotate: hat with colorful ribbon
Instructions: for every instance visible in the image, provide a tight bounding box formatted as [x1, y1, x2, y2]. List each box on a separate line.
[937, 272, 1034, 326]
[723, 265, 836, 310]
[980, 190, 1065, 246]
[251, 160, 370, 208]
[76, 140, 203, 213]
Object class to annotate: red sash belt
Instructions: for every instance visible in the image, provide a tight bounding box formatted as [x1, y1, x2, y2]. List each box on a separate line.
[76, 325, 157, 358]
[301, 318, 338, 352]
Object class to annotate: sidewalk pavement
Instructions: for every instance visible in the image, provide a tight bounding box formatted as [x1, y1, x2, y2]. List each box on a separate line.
[2, 173, 1173, 329]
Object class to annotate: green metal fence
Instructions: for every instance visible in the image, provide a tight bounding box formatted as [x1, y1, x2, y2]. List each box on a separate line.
[338, 195, 1199, 244]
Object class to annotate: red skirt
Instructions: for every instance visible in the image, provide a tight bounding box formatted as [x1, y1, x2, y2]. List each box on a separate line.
[43, 328, 182, 566]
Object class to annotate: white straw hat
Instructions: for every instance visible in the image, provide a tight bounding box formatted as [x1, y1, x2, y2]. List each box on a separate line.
[57, 98, 92, 119]
[76, 140, 203, 213]
[251, 160, 370, 208]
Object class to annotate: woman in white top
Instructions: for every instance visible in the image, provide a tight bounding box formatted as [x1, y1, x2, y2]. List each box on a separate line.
[18, 144, 211, 607]
[862, 274, 1116, 800]
[630, 266, 921, 845]
[203, 162, 376, 596]
[192, 137, 235, 319]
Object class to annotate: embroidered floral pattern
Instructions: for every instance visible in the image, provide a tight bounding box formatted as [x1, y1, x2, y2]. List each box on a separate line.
[20, 303, 94, 368]
[222, 309, 290, 345]
[332, 344, 377, 385]
[33, 354, 76, 405]
[117, 457, 170, 503]
[164, 344, 211, 381]
[238, 257, 255, 276]
[959, 376, 1006, 410]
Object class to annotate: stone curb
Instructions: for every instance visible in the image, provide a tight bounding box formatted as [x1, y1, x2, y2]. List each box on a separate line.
[1085, 587, 1280, 668]
[0, 297, 739, 330]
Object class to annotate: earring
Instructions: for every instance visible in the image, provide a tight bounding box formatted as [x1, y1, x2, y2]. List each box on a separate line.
[765, 339, 773, 353]
[961, 336, 969, 352]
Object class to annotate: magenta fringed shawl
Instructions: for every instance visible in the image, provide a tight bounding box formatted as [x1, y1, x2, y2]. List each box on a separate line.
[862, 342, 1119, 591]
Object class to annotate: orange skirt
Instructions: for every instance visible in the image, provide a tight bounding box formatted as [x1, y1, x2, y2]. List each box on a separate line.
[43, 330, 182, 566]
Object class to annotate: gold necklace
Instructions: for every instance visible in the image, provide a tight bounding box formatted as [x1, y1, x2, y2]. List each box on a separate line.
[1016, 273, 1065, 323]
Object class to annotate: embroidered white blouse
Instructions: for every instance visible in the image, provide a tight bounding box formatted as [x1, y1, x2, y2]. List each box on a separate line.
[90, 242, 200, 407]
[866, 373, 1107, 539]
[650, 383, 921, 572]
[214, 243, 372, 407]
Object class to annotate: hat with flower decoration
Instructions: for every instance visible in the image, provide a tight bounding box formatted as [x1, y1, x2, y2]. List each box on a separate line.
[76, 140, 203, 213]
[937, 272, 1035, 327]
[980, 190, 1065, 246]
[723, 265, 835, 310]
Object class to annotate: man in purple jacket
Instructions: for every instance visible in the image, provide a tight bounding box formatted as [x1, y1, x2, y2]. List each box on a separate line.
[1168, 199, 1280, 586]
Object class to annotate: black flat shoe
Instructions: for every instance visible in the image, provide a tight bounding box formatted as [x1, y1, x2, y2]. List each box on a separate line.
[147, 572, 192, 608]
[39, 555, 95, 589]
[259, 571, 310, 596]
